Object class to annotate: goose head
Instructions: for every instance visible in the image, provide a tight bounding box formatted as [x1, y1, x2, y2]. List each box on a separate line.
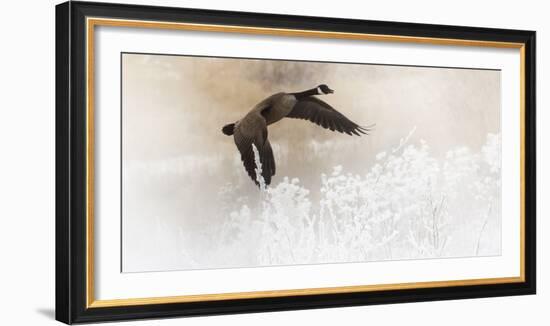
[317, 84, 334, 94]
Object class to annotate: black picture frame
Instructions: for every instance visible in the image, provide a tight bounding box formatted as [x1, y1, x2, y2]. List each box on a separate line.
[56, 1, 536, 324]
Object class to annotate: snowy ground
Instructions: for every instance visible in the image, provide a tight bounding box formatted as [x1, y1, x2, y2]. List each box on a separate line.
[123, 129, 501, 271]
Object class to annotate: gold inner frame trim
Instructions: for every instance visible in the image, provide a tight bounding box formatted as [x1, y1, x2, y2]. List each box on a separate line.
[85, 17, 527, 309]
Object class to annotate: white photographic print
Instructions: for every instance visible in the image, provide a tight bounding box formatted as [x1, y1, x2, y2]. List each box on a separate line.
[121, 53, 501, 273]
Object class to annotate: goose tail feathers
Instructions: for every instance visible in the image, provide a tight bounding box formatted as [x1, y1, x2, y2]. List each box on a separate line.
[222, 123, 235, 136]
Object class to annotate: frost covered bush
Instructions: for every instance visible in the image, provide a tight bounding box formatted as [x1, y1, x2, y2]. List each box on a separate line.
[205, 130, 502, 268]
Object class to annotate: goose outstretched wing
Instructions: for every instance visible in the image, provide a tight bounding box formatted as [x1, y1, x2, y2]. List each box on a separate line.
[233, 112, 276, 186]
[286, 97, 371, 136]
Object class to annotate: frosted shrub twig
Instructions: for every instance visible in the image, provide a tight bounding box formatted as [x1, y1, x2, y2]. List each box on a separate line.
[252, 144, 267, 191]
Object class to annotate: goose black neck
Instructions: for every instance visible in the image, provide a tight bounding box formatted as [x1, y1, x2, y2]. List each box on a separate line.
[293, 87, 318, 100]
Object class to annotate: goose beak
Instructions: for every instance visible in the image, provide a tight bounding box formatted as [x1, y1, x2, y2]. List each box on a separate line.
[328, 89, 334, 94]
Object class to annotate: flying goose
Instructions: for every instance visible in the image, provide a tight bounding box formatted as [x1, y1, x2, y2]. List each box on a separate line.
[222, 84, 372, 186]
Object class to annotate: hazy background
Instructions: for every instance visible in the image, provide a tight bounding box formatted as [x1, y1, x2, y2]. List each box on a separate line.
[121, 53, 501, 272]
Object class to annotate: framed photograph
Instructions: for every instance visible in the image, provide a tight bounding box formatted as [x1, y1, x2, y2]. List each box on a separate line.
[56, 1, 536, 324]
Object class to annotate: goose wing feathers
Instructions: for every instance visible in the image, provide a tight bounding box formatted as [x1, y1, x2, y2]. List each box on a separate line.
[234, 111, 276, 186]
[287, 97, 370, 136]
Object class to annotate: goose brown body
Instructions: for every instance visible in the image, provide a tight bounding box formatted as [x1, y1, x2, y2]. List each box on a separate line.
[222, 84, 372, 186]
